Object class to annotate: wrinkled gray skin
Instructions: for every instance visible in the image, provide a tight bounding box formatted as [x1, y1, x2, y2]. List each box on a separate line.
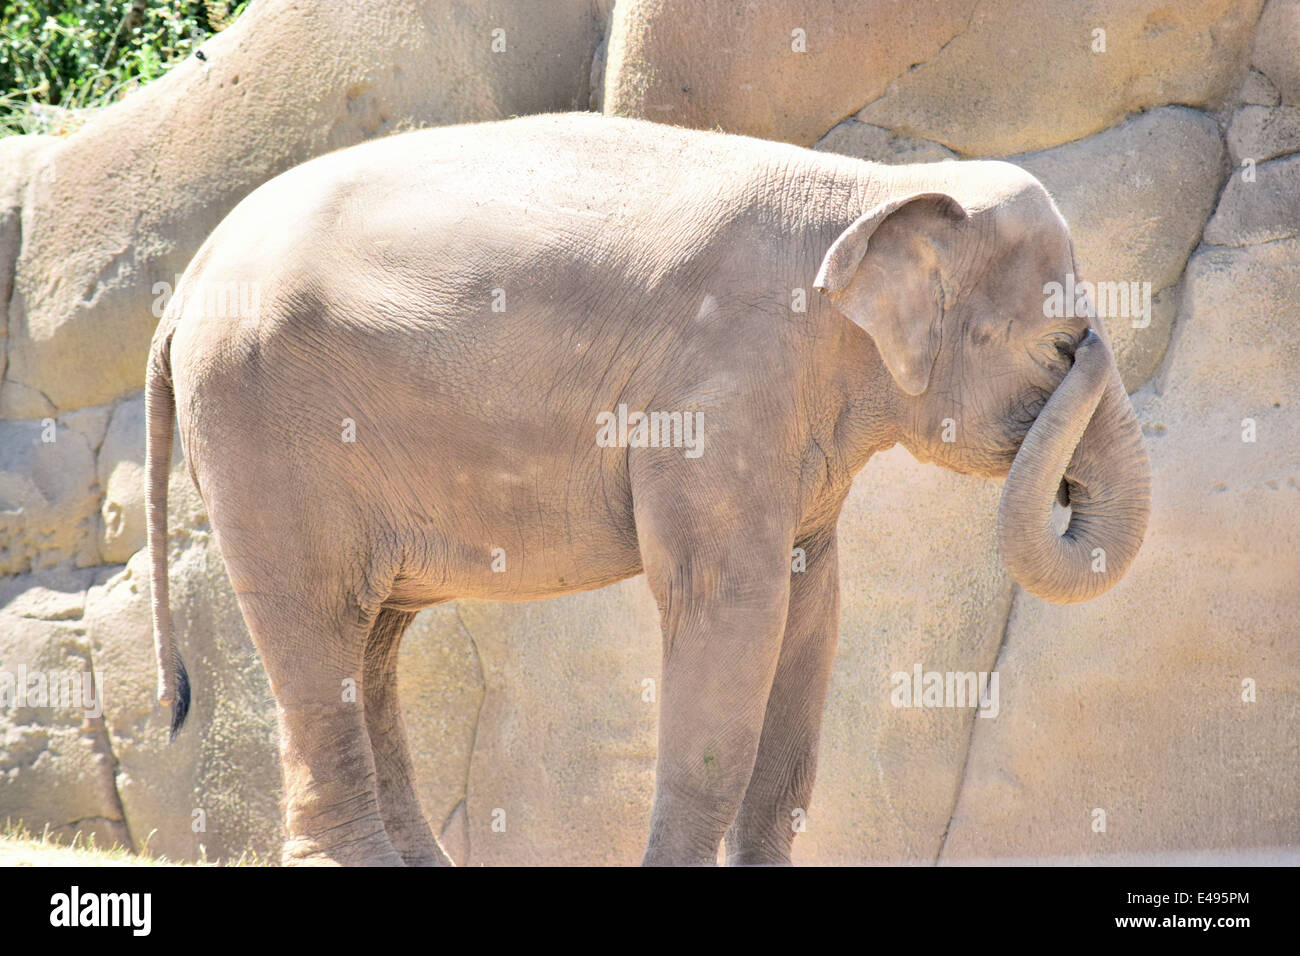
[145, 113, 1150, 866]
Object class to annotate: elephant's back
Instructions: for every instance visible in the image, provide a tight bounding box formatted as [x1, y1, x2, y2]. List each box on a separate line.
[167, 112, 869, 421]
[316, 112, 861, 208]
[209, 113, 869, 263]
[175, 114, 851, 343]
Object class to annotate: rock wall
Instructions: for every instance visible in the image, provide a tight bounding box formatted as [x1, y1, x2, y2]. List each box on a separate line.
[2, 0, 1295, 864]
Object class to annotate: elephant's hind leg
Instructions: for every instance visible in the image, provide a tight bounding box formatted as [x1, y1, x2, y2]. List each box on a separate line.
[235, 591, 405, 867]
[363, 607, 453, 866]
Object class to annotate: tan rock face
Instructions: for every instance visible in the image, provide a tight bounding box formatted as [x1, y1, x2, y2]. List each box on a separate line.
[857, 0, 1263, 156]
[942, 237, 1300, 861]
[0, 135, 57, 389]
[58, 406, 112, 454]
[1253, 0, 1300, 105]
[1238, 68, 1282, 107]
[1203, 153, 1300, 246]
[604, 0, 1261, 156]
[96, 393, 146, 565]
[0, 419, 99, 576]
[603, 0, 977, 147]
[1228, 105, 1300, 164]
[3, 0, 609, 413]
[0, 567, 130, 850]
[0, 382, 55, 420]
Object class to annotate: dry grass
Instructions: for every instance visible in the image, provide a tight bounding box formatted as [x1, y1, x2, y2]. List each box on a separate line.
[0, 821, 268, 866]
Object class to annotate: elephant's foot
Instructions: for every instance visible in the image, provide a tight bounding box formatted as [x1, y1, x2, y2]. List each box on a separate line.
[641, 816, 734, 866]
[269, 690, 409, 867]
[281, 828, 406, 867]
[397, 846, 453, 867]
[724, 820, 798, 866]
[382, 812, 454, 866]
[724, 845, 794, 867]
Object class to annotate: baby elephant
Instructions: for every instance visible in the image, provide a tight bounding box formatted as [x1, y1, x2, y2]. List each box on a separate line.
[145, 113, 1149, 865]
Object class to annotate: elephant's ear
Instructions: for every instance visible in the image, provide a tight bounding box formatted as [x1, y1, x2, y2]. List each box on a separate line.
[814, 192, 968, 396]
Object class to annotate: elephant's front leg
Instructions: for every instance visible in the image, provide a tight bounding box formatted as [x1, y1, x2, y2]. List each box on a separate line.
[725, 529, 840, 865]
[633, 455, 796, 866]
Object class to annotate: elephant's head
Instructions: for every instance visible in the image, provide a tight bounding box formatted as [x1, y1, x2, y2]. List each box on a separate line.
[815, 163, 1150, 604]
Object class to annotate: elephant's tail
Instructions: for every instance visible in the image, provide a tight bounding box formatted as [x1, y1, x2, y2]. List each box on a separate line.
[146, 317, 190, 741]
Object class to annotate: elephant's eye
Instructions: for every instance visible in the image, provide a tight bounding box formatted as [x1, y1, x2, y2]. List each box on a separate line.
[1051, 335, 1077, 364]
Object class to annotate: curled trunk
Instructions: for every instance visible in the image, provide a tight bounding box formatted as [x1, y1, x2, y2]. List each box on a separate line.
[997, 330, 1152, 604]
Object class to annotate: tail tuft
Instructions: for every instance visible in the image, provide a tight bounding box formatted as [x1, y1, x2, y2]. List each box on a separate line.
[169, 650, 191, 742]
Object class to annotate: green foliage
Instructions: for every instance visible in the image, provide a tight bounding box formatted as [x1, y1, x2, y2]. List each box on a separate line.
[0, 1, 249, 135]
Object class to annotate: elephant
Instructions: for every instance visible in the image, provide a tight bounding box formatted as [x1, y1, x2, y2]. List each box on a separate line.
[144, 112, 1150, 866]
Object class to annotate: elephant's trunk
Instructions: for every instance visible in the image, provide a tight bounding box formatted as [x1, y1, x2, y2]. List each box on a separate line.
[996, 329, 1151, 604]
